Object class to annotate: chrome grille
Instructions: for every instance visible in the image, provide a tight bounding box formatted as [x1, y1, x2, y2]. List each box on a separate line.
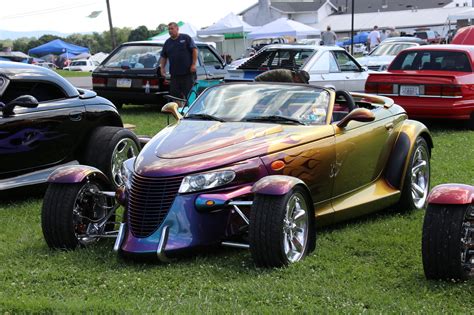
[128, 174, 183, 238]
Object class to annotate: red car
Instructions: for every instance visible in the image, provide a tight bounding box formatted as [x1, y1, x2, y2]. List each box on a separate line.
[365, 45, 474, 129]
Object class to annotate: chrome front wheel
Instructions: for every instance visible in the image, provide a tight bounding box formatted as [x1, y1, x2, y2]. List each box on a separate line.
[410, 143, 430, 209]
[111, 138, 139, 187]
[283, 192, 309, 263]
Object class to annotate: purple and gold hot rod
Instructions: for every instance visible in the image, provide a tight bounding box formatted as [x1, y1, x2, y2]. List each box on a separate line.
[42, 83, 432, 267]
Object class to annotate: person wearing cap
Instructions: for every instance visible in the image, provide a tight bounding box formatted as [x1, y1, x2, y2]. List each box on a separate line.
[254, 69, 310, 84]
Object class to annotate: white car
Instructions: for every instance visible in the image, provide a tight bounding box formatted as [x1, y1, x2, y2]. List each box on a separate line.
[225, 44, 369, 92]
[356, 37, 427, 71]
[64, 59, 98, 72]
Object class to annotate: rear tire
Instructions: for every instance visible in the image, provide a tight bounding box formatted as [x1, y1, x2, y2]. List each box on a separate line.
[422, 203, 474, 281]
[398, 137, 430, 211]
[83, 127, 140, 189]
[41, 181, 111, 250]
[249, 186, 316, 268]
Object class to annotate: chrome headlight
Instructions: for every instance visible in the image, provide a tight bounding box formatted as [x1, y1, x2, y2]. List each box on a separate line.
[179, 170, 235, 193]
[120, 158, 135, 190]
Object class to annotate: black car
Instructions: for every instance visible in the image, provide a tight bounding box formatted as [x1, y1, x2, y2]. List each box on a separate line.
[92, 41, 227, 108]
[0, 61, 140, 191]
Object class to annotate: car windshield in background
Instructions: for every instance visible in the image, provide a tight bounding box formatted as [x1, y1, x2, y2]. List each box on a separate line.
[390, 50, 472, 72]
[370, 43, 416, 56]
[238, 49, 315, 70]
[186, 83, 330, 125]
[103, 45, 162, 69]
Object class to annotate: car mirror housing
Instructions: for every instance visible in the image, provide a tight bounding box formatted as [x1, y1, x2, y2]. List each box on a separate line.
[2, 95, 39, 117]
[336, 108, 375, 128]
[161, 102, 183, 120]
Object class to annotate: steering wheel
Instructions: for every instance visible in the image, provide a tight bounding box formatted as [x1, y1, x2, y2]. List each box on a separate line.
[335, 90, 357, 112]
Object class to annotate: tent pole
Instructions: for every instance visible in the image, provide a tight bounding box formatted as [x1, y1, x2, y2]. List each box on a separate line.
[350, 0, 354, 55]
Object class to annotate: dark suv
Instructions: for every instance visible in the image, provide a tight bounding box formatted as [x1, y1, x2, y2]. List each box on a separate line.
[0, 61, 140, 191]
[92, 41, 227, 108]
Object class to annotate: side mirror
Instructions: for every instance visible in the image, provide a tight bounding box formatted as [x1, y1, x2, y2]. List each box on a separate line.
[1, 95, 39, 117]
[362, 66, 369, 72]
[337, 108, 375, 128]
[161, 102, 183, 121]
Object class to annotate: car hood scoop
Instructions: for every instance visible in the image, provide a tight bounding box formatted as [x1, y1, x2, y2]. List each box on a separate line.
[154, 120, 284, 159]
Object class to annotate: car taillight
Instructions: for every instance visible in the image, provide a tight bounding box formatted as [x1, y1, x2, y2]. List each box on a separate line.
[142, 79, 159, 89]
[424, 85, 441, 96]
[365, 82, 377, 93]
[92, 77, 106, 87]
[442, 85, 462, 98]
[378, 83, 393, 94]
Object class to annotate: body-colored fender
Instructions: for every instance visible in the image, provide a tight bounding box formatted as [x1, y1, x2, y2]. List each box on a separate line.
[428, 184, 474, 205]
[48, 165, 111, 188]
[252, 175, 310, 196]
[385, 119, 433, 189]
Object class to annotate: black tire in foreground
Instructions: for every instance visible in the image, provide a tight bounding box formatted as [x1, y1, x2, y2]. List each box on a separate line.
[42, 181, 112, 250]
[422, 203, 474, 281]
[398, 137, 430, 211]
[249, 186, 316, 268]
[83, 126, 140, 188]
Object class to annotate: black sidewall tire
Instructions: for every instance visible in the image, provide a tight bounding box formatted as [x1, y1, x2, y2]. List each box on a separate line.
[422, 203, 472, 281]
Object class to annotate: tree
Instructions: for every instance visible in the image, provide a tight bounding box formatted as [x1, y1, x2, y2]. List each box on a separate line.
[128, 25, 150, 42]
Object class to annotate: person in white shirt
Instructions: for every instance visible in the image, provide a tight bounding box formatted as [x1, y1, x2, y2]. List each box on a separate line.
[368, 25, 381, 51]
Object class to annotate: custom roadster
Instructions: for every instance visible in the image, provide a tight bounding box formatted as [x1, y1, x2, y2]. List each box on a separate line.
[0, 61, 140, 191]
[42, 82, 432, 267]
[422, 184, 473, 280]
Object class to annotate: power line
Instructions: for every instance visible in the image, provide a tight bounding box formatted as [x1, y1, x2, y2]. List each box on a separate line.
[1, 2, 100, 20]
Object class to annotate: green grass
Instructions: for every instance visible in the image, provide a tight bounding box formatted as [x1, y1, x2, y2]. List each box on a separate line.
[0, 111, 473, 313]
[55, 70, 92, 77]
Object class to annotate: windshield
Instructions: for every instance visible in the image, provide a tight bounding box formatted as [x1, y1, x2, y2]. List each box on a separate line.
[186, 83, 330, 125]
[239, 48, 315, 70]
[103, 44, 162, 69]
[390, 50, 472, 72]
[370, 43, 416, 56]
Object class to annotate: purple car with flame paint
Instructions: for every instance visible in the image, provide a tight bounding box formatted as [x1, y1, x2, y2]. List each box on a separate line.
[42, 82, 432, 267]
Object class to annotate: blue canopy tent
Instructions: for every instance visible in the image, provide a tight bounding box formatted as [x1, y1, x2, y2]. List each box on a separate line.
[28, 39, 89, 57]
[342, 32, 369, 46]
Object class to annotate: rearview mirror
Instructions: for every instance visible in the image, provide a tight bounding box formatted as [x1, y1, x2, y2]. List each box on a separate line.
[1, 95, 39, 117]
[337, 108, 375, 128]
[161, 102, 183, 121]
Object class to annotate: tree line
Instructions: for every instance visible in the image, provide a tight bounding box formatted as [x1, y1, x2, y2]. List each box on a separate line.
[0, 24, 168, 56]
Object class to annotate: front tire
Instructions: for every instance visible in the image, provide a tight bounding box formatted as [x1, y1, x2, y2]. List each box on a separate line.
[422, 203, 474, 281]
[83, 127, 139, 188]
[249, 186, 316, 268]
[41, 181, 111, 250]
[398, 137, 430, 210]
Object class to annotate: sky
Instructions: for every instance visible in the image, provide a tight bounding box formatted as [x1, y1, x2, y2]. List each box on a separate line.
[0, 0, 257, 34]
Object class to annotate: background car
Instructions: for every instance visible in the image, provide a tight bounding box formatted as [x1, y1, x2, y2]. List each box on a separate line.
[415, 30, 442, 44]
[35, 62, 59, 70]
[0, 61, 140, 191]
[422, 183, 473, 281]
[365, 44, 474, 128]
[63, 59, 98, 72]
[92, 40, 227, 109]
[42, 82, 432, 269]
[225, 44, 369, 91]
[357, 37, 427, 71]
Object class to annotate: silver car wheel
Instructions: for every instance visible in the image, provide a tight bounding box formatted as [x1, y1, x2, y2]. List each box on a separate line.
[283, 192, 309, 263]
[111, 138, 139, 187]
[410, 144, 430, 209]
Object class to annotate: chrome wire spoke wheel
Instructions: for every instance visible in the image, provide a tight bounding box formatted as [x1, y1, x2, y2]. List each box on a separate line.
[461, 205, 474, 275]
[283, 192, 309, 263]
[111, 138, 139, 187]
[73, 182, 106, 246]
[410, 145, 430, 209]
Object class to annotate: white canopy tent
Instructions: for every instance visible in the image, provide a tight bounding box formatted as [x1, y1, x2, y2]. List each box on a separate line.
[447, 8, 474, 22]
[247, 18, 320, 40]
[197, 12, 256, 36]
[151, 23, 199, 40]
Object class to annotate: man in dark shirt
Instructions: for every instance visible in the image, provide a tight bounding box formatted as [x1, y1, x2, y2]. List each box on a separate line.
[160, 22, 198, 100]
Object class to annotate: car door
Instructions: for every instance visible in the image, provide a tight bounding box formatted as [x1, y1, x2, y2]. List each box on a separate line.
[0, 79, 87, 177]
[331, 106, 398, 215]
[331, 50, 368, 92]
[309, 51, 348, 90]
[198, 45, 226, 80]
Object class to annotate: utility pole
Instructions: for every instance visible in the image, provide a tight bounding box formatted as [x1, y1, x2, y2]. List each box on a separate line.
[106, 0, 116, 49]
[350, 0, 354, 55]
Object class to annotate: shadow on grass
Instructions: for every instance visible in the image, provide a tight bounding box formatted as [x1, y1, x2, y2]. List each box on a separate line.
[0, 184, 47, 204]
[416, 118, 472, 132]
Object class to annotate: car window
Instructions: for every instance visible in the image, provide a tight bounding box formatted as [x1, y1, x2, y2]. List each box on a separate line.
[328, 52, 340, 72]
[238, 48, 315, 70]
[332, 51, 360, 71]
[199, 47, 222, 67]
[103, 45, 162, 69]
[390, 50, 472, 72]
[0, 80, 67, 103]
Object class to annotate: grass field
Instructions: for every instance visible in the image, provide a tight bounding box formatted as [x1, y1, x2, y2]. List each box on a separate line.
[55, 70, 92, 77]
[0, 106, 473, 313]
